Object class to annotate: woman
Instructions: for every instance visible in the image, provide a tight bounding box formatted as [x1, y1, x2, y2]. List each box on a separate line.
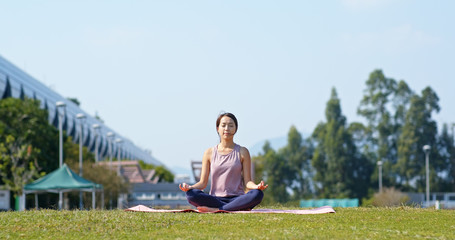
[179, 112, 268, 212]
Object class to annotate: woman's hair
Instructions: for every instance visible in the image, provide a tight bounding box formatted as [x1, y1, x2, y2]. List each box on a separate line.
[216, 112, 238, 134]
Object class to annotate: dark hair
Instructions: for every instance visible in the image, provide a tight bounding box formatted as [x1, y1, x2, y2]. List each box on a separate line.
[216, 112, 238, 134]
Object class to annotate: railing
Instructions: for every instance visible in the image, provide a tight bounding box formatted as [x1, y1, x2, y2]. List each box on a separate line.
[300, 198, 359, 208]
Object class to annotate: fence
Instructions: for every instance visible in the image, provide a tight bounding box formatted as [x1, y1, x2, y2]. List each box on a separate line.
[300, 198, 359, 208]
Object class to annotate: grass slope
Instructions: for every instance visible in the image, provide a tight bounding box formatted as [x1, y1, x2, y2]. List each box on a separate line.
[1, 207, 454, 239]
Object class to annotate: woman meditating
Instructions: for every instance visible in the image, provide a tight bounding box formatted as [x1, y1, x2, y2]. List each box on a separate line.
[179, 112, 268, 212]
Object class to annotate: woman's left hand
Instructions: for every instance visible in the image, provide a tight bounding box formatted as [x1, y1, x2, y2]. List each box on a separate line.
[257, 180, 268, 190]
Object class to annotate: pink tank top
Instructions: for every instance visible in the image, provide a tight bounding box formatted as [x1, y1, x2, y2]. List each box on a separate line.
[209, 144, 245, 197]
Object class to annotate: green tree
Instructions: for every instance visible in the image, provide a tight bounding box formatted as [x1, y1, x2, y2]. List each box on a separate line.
[396, 87, 440, 191]
[431, 123, 455, 192]
[278, 126, 313, 200]
[138, 160, 174, 182]
[0, 97, 59, 175]
[312, 88, 372, 199]
[64, 137, 129, 209]
[0, 135, 40, 197]
[356, 70, 412, 189]
[262, 146, 290, 203]
[67, 97, 80, 106]
[251, 141, 269, 184]
[436, 124, 455, 191]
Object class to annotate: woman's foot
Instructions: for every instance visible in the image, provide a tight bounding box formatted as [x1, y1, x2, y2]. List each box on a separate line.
[197, 206, 220, 213]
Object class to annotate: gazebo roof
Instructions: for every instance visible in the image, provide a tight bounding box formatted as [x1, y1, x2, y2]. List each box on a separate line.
[24, 164, 102, 193]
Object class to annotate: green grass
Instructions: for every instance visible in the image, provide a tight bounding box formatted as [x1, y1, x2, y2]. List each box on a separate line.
[1, 207, 454, 239]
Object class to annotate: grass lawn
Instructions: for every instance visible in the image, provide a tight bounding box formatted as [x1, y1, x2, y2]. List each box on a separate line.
[0, 207, 454, 239]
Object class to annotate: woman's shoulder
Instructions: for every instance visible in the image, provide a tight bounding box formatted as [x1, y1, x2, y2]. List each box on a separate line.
[203, 147, 214, 156]
[238, 145, 250, 156]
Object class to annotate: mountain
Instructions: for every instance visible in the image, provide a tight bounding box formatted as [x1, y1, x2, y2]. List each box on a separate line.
[248, 136, 288, 157]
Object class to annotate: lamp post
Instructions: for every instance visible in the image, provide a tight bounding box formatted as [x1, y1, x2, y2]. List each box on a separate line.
[56, 101, 66, 168]
[107, 132, 115, 170]
[115, 138, 124, 209]
[377, 160, 383, 193]
[115, 138, 123, 176]
[423, 145, 431, 207]
[92, 124, 101, 162]
[76, 113, 86, 210]
[56, 101, 66, 210]
[106, 131, 115, 210]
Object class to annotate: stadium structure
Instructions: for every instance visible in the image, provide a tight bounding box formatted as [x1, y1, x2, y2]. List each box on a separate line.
[0, 54, 162, 166]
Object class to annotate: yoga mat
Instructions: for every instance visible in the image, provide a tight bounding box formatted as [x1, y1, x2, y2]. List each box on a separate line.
[125, 205, 336, 214]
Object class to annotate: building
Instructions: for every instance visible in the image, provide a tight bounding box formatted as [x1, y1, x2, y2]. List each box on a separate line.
[129, 183, 189, 208]
[407, 192, 455, 209]
[97, 161, 159, 183]
[0, 54, 162, 165]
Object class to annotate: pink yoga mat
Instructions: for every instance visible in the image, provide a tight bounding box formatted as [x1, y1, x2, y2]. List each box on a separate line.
[125, 205, 336, 214]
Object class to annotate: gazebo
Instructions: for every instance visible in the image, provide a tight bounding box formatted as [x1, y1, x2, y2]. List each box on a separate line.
[24, 164, 103, 210]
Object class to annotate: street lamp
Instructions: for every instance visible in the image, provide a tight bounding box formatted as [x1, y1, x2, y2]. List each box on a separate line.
[56, 101, 66, 168]
[76, 113, 86, 210]
[106, 131, 115, 209]
[423, 145, 431, 207]
[55, 101, 66, 210]
[92, 124, 101, 162]
[115, 138, 124, 209]
[107, 132, 115, 170]
[377, 160, 383, 193]
[115, 138, 123, 176]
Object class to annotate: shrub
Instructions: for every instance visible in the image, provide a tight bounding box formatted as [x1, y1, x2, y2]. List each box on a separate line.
[371, 187, 409, 207]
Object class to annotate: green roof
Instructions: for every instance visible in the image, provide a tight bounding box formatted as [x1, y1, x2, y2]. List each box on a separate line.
[25, 164, 102, 191]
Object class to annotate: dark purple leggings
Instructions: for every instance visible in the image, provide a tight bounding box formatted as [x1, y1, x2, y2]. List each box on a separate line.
[186, 189, 264, 211]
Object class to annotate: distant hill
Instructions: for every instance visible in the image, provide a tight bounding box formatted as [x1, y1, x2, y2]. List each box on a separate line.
[248, 136, 288, 157]
[248, 132, 309, 157]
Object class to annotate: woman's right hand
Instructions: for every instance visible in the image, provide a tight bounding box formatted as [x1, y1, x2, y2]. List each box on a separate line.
[179, 183, 191, 192]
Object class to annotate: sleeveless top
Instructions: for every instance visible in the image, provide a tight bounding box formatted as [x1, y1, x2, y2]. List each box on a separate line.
[209, 144, 245, 197]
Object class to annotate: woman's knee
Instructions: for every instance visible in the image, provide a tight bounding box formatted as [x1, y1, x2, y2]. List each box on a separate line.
[249, 189, 264, 201]
[186, 189, 202, 201]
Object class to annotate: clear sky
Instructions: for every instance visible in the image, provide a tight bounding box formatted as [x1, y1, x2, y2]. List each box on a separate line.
[1, 0, 453, 176]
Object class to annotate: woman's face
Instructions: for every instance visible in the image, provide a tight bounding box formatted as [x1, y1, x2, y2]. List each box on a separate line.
[217, 116, 237, 139]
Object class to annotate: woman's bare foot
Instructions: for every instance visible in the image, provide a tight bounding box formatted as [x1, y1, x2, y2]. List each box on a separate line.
[197, 206, 219, 212]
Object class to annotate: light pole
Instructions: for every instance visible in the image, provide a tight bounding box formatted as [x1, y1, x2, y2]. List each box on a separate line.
[115, 138, 124, 209]
[56, 101, 66, 168]
[76, 113, 86, 210]
[377, 160, 383, 193]
[56, 101, 66, 210]
[423, 145, 431, 207]
[106, 131, 115, 210]
[107, 132, 115, 170]
[92, 124, 101, 162]
[115, 138, 123, 176]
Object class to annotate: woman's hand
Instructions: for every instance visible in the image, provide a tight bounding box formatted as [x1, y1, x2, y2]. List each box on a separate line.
[257, 180, 268, 190]
[179, 183, 192, 192]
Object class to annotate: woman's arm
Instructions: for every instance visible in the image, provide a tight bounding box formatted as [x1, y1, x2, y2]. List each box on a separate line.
[241, 147, 268, 191]
[179, 147, 212, 191]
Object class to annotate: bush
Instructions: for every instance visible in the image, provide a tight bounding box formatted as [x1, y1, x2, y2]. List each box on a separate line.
[371, 187, 409, 207]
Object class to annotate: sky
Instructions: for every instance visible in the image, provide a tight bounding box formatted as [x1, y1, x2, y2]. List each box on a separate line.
[0, 0, 454, 177]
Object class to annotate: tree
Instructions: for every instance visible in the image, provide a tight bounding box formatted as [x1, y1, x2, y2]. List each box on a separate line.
[312, 88, 372, 199]
[253, 140, 291, 204]
[0, 98, 58, 199]
[64, 136, 129, 209]
[0, 135, 40, 197]
[396, 87, 440, 191]
[278, 126, 313, 200]
[262, 146, 290, 203]
[67, 97, 80, 106]
[138, 160, 174, 182]
[357, 70, 406, 189]
[251, 141, 270, 184]
[0, 97, 59, 176]
[436, 124, 455, 191]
